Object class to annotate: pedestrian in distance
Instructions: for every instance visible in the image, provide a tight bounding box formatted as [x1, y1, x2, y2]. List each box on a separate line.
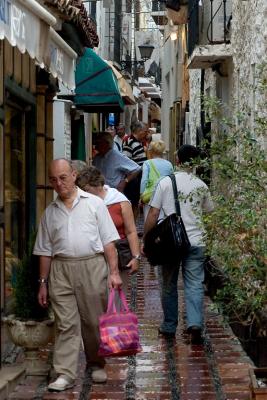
[140, 140, 173, 221]
[122, 120, 148, 220]
[113, 123, 126, 152]
[143, 145, 214, 344]
[93, 131, 141, 193]
[76, 166, 141, 295]
[143, 128, 153, 157]
[70, 159, 87, 176]
[123, 120, 148, 166]
[33, 158, 122, 392]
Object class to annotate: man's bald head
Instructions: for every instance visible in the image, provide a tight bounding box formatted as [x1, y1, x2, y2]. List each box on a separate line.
[49, 158, 73, 175]
[48, 159, 77, 200]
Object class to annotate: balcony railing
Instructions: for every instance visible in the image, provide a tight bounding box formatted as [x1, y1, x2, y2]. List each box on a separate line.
[152, 0, 166, 12]
[151, 0, 168, 26]
[188, 0, 231, 57]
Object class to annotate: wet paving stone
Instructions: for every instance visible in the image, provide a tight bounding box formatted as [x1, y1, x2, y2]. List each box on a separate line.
[7, 228, 253, 400]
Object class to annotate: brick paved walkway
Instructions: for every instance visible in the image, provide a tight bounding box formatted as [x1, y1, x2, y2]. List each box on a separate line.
[7, 257, 253, 400]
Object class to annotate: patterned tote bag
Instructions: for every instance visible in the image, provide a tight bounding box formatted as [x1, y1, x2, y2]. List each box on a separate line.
[98, 288, 142, 357]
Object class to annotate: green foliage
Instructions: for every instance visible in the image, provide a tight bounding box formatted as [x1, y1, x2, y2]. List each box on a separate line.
[12, 232, 49, 321]
[201, 65, 267, 326]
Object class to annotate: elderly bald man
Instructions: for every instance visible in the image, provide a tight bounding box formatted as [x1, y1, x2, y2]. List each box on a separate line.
[33, 158, 122, 391]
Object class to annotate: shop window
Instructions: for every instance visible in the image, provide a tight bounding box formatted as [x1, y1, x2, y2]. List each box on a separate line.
[4, 105, 26, 312]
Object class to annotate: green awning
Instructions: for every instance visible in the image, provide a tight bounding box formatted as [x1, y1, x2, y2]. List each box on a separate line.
[74, 48, 124, 112]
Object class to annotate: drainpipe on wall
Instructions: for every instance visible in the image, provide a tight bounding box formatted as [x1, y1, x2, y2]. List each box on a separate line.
[200, 68, 205, 143]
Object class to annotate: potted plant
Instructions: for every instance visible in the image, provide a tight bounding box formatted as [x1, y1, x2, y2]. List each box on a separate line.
[4, 232, 55, 375]
[249, 368, 267, 399]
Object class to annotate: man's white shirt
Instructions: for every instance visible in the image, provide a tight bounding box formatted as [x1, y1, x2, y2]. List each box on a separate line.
[33, 188, 119, 257]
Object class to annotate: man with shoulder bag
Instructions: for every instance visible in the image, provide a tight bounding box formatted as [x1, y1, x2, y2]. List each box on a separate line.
[143, 145, 214, 344]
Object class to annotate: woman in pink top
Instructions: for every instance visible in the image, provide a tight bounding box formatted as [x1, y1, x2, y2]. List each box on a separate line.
[76, 166, 140, 294]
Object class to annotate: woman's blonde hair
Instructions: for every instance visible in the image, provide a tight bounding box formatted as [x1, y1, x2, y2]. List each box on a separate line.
[148, 140, 166, 155]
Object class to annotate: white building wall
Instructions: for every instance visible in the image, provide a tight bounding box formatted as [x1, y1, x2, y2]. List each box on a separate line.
[188, 69, 201, 145]
[188, 0, 267, 146]
[96, 1, 113, 59]
[232, 0, 267, 146]
[84, 113, 93, 164]
[53, 100, 72, 160]
[161, 32, 183, 151]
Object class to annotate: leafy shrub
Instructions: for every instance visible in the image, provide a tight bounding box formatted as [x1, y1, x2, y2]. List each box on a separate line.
[200, 65, 267, 327]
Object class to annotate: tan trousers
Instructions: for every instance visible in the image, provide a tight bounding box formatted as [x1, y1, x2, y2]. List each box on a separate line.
[49, 254, 108, 380]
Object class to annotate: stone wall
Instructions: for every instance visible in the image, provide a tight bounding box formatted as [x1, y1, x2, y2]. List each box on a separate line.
[188, 69, 201, 144]
[188, 0, 267, 146]
[231, 0, 267, 146]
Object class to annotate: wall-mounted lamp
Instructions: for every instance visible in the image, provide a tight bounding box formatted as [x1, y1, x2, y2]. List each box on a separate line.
[170, 31, 178, 41]
[120, 44, 154, 72]
[138, 44, 155, 61]
[169, 25, 178, 40]
[169, 23, 178, 41]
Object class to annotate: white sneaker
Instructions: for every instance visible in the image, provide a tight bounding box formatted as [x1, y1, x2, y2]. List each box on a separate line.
[48, 375, 74, 392]
[91, 367, 107, 383]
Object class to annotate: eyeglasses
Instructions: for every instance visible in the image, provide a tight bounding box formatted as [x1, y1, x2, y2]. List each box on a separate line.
[49, 174, 72, 184]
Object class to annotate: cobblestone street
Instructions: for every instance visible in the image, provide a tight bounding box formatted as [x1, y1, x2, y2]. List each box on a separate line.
[7, 254, 253, 400]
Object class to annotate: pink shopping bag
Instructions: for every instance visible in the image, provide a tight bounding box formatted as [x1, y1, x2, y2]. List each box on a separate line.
[98, 288, 142, 357]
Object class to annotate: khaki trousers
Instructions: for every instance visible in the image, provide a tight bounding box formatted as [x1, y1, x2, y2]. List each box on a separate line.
[49, 254, 108, 380]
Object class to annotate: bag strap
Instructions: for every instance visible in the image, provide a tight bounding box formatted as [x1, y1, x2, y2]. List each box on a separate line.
[106, 288, 130, 314]
[149, 160, 161, 179]
[115, 141, 121, 152]
[118, 288, 130, 312]
[169, 174, 181, 216]
[107, 288, 117, 314]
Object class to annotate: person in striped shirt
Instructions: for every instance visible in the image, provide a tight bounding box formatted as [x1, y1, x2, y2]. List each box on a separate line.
[122, 121, 148, 219]
[122, 121, 148, 166]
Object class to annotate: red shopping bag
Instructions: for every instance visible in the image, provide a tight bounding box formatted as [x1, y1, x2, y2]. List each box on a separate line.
[98, 288, 142, 357]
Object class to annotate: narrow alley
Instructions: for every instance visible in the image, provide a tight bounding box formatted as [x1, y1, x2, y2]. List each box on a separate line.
[7, 255, 252, 400]
[0, 0, 266, 399]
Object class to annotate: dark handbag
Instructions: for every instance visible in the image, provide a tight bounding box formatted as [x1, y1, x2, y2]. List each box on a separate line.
[143, 174, 191, 266]
[115, 238, 132, 270]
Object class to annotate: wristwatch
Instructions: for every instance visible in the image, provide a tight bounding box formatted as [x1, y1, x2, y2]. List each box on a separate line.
[132, 254, 141, 261]
[38, 277, 48, 285]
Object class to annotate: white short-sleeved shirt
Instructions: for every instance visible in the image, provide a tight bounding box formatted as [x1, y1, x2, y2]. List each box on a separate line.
[150, 171, 214, 246]
[33, 188, 120, 258]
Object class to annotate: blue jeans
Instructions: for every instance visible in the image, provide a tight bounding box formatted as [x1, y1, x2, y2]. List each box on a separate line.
[158, 246, 206, 333]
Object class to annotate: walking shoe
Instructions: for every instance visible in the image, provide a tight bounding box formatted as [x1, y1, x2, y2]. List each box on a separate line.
[48, 375, 74, 392]
[158, 328, 176, 339]
[188, 326, 203, 345]
[92, 367, 107, 383]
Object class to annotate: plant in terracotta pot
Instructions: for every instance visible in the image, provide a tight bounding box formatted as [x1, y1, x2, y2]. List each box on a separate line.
[4, 232, 55, 375]
[249, 368, 267, 399]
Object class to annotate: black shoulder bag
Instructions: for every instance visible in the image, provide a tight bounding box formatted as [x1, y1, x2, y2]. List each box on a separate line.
[143, 174, 191, 266]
